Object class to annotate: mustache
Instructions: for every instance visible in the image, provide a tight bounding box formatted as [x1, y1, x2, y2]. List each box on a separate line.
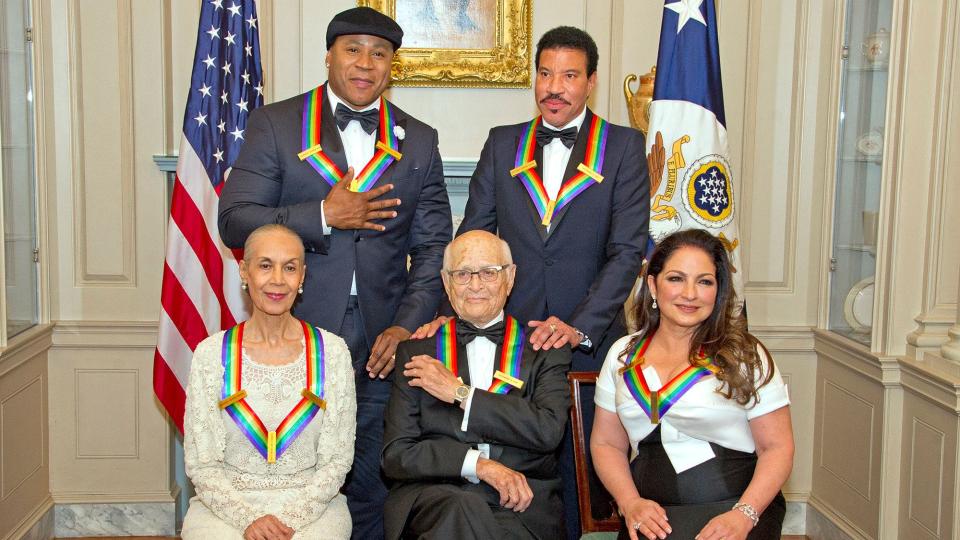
[540, 93, 570, 105]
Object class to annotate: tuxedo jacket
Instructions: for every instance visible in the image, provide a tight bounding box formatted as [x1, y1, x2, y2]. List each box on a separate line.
[457, 109, 649, 370]
[381, 330, 571, 539]
[218, 85, 452, 342]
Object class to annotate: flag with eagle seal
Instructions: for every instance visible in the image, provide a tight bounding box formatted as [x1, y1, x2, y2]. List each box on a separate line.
[645, 0, 744, 299]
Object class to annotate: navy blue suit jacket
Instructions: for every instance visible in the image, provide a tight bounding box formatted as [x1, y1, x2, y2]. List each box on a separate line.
[218, 85, 452, 344]
[457, 109, 649, 369]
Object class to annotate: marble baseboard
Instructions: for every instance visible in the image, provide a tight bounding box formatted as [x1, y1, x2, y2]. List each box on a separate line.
[806, 501, 855, 540]
[782, 501, 807, 535]
[54, 503, 175, 537]
[17, 506, 54, 540]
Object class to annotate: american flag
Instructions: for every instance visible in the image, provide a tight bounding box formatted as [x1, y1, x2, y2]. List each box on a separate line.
[154, 0, 262, 432]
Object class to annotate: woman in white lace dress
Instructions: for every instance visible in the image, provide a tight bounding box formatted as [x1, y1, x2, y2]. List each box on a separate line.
[182, 224, 356, 540]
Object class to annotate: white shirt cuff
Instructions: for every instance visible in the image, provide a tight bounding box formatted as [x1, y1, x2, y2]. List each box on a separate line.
[461, 448, 482, 484]
[320, 200, 332, 235]
[459, 387, 477, 432]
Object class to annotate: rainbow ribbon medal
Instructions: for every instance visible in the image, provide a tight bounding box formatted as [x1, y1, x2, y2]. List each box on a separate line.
[620, 333, 718, 424]
[219, 321, 327, 463]
[510, 114, 609, 226]
[298, 84, 402, 192]
[436, 318, 459, 375]
[435, 316, 526, 393]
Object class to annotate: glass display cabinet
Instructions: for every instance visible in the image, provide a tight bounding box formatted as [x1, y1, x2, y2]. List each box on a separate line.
[0, 0, 40, 343]
[826, 0, 893, 345]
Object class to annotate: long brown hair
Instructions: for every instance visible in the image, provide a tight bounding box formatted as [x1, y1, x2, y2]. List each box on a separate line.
[621, 229, 774, 406]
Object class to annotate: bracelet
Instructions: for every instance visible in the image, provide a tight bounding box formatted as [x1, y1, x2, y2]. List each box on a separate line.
[732, 502, 759, 527]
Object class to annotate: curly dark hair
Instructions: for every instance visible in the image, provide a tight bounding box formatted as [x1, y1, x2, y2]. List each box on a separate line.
[535, 26, 599, 76]
[622, 229, 774, 406]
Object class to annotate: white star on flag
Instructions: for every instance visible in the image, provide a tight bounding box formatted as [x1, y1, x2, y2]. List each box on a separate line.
[206, 25, 220, 40]
[217, 119, 226, 133]
[230, 126, 244, 141]
[198, 83, 212, 98]
[245, 43, 253, 57]
[247, 16, 257, 29]
[666, 0, 706, 33]
[202, 54, 216, 69]
[222, 61, 231, 76]
[210, 0, 223, 9]
[225, 31, 236, 46]
[236, 98, 248, 113]
[213, 148, 224, 163]
[194, 112, 207, 126]
[254, 83, 263, 97]
[241, 70, 251, 85]
[227, 2, 241, 16]
[221, 90, 229, 104]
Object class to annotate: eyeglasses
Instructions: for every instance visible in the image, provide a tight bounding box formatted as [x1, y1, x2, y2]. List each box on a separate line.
[445, 264, 513, 284]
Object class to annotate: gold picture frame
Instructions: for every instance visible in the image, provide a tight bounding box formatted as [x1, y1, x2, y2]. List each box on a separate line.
[358, 0, 532, 88]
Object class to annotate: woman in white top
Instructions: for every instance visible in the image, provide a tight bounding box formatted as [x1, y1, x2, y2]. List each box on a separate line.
[182, 224, 356, 540]
[591, 229, 793, 540]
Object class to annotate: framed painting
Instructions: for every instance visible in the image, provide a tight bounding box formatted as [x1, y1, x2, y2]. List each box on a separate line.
[358, 0, 532, 88]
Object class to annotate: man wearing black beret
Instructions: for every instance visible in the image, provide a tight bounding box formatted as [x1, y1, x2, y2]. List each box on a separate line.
[218, 7, 452, 539]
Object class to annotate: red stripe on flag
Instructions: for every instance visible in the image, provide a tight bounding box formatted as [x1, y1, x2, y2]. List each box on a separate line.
[153, 349, 186, 433]
[169, 178, 237, 329]
[160, 263, 209, 350]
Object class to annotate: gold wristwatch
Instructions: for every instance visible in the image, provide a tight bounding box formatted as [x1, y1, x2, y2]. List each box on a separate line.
[454, 383, 471, 403]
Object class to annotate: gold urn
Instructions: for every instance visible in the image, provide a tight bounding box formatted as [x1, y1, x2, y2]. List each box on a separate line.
[623, 66, 656, 134]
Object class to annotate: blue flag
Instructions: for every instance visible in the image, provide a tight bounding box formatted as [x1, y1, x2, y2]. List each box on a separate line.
[646, 0, 744, 297]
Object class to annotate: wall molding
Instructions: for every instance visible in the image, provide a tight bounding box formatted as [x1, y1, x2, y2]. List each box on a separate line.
[67, 0, 137, 286]
[51, 320, 158, 350]
[741, 0, 807, 294]
[0, 324, 53, 377]
[898, 354, 960, 412]
[51, 489, 178, 505]
[814, 329, 901, 386]
[806, 494, 867, 540]
[2, 494, 53, 540]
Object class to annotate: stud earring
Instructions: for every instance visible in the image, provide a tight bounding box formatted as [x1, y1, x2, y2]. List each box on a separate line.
[652, 297, 658, 310]
[241, 282, 248, 291]
[298, 284, 304, 294]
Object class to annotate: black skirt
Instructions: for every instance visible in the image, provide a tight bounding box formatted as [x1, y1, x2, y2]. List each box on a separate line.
[617, 426, 785, 540]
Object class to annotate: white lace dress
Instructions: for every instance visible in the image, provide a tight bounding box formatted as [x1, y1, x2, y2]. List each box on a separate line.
[181, 328, 356, 539]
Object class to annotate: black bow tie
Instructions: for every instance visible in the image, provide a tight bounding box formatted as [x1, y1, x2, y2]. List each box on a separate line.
[536, 124, 578, 148]
[334, 103, 379, 134]
[457, 319, 506, 345]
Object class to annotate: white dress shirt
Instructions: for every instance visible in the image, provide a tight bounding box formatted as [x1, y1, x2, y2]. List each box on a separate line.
[458, 312, 505, 483]
[320, 87, 378, 296]
[595, 332, 791, 473]
[541, 107, 587, 194]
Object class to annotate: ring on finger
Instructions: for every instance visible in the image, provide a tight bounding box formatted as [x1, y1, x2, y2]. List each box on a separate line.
[550, 323, 557, 332]
[632, 522, 641, 531]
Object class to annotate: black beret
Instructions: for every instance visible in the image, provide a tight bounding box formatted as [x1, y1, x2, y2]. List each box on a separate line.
[326, 7, 403, 51]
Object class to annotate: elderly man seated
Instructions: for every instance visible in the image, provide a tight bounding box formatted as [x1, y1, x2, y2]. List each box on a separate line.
[381, 230, 571, 539]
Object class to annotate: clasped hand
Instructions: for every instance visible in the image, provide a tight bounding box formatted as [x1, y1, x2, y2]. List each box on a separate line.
[323, 167, 401, 231]
[244, 514, 294, 540]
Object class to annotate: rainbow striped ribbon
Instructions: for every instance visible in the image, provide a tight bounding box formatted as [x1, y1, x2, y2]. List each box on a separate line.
[298, 84, 402, 192]
[219, 321, 326, 463]
[510, 114, 609, 226]
[435, 316, 526, 393]
[620, 333, 718, 424]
